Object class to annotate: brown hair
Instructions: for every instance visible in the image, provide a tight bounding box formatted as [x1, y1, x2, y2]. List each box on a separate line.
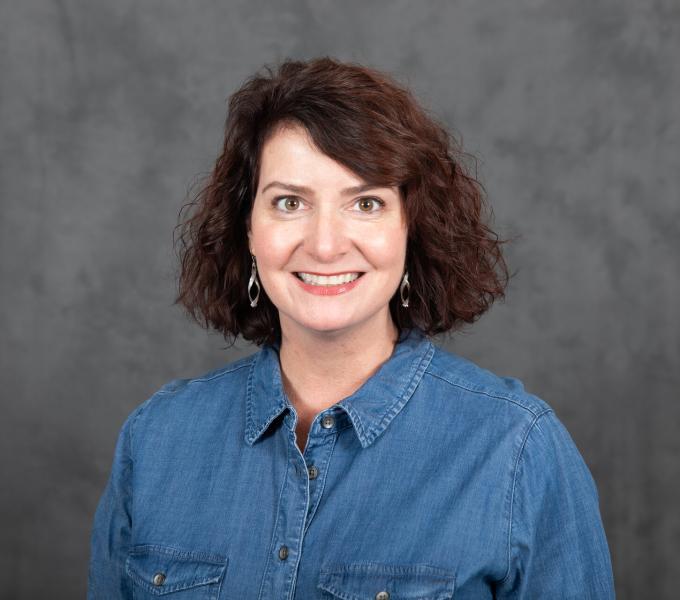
[174, 57, 509, 346]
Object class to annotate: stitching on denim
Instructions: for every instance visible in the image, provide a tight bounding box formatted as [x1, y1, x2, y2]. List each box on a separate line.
[247, 350, 292, 445]
[128, 543, 227, 563]
[423, 371, 544, 417]
[128, 394, 156, 458]
[245, 353, 257, 443]
[363, 340, 436, 445]
[126, 545, 227, 594]
[249, 403, 290, 444]
[321, 561, 454, 576]
[319, 583, 451, 600]
[377, 341, 435, 432]
[286, 426, 312, 600]
[320, 561, 455, 583]
[127, 570, 222, 595]
[340, 402, 369, 445]
[497, 409, 552, 585]
[256, 428, 292, 600]
[212, 560, 226, 600]
[318, 561, 456, 600]
[154, 360, 254, 394]
[303, 434, 338, 537]
[128, 360, 254, 452]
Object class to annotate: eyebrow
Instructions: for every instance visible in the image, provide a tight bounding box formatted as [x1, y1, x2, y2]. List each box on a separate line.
[260, 181, 389, 196]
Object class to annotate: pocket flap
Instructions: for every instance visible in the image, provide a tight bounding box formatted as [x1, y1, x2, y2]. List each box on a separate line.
[318, 562, 455, 600]
[126, 544, 227, 596]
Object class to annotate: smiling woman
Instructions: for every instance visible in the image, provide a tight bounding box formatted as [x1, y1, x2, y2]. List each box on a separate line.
[87, 57, 615, 599]
[248, 122, 408, 341]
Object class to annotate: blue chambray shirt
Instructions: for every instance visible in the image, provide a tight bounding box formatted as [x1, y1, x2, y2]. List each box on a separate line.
[88, 327, 615, 599]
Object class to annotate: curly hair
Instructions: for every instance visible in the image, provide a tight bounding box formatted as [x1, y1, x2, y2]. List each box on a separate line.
[174, 56, 509, 346]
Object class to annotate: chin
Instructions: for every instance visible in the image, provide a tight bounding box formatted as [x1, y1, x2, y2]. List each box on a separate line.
[301, 320, 356, 334]
[280, 305, 388, 337]
[284, 312, 361, 335]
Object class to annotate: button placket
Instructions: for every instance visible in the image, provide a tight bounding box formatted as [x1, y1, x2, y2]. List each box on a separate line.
[300, 410, 337, 483]
[258, 420, 311, 599]
[301, 415, 342, 535]
[304, 411, 335, 485]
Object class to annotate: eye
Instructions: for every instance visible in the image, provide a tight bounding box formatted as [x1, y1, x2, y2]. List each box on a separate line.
[273, 196, 303, 212]
[354, 197, 385, 213]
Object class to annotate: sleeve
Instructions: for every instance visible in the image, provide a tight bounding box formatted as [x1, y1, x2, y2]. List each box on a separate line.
[494, 410, 616, 599]
[87, 408, 140, 600]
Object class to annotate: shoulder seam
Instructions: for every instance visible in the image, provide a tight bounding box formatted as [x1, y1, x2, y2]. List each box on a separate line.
[423, 370, 544, 417]
[154, 359, 255, 394]
[498, 409, 553, 585]
[128, 359, 254, 453]
[127, 393, 157, 457]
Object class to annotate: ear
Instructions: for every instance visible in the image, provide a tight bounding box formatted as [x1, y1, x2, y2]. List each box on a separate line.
[246, 217, 253, 254]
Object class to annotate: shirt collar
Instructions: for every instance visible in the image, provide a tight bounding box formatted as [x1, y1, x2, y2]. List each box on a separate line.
[244, 327, 435, 449]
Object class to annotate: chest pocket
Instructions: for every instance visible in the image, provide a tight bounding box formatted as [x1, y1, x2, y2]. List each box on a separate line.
[126, 544, 228, 598]
[318, 562, 455, 600]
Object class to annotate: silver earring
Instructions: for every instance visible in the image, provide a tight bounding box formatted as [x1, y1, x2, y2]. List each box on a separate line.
[400, 271, 410, 308]
[248, 254, 261, 308]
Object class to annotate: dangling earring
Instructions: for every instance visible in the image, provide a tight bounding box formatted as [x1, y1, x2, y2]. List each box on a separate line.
[248, 254, 261, 308]
[400, 271, 410, 308]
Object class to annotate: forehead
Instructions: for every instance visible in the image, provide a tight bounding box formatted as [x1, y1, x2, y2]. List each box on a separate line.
[257, 123, 367, 190]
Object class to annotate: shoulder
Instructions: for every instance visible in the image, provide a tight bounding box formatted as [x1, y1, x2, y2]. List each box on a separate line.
[421, 344, 597, 497]
[417, 341, 592, 481]
[152, 352, 256, 397]
[423, 342, 552, 419]
[420, 345, 602, 523]
[121, 351, 259, 440]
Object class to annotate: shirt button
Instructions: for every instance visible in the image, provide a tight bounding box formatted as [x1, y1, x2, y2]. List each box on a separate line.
[376, 592, 390, 600]
[152, 572, 166, 586]
[278, 545, 289, 560]
[308, 465, 319, 479]
[321, 414, 335, 429]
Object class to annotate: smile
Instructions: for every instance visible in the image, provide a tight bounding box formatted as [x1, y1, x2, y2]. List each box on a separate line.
[295, 272, 363, 286]
[292, 272, 365, 296]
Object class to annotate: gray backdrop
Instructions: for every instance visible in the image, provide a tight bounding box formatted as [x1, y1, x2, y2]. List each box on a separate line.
[1, 1, 678, 598]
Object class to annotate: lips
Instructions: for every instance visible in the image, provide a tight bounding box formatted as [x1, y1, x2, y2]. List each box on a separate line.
[292, 272, 365, 295]
[295, 272, 364, 286]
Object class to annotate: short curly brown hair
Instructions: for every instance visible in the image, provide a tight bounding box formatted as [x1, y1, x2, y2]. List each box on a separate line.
[174, 57, 509, 346]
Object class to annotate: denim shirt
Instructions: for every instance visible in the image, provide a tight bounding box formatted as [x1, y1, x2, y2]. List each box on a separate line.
[88, 327, 615, 599]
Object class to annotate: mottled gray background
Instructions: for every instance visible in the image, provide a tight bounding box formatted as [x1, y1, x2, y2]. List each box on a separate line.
[1, 1, 678, 598]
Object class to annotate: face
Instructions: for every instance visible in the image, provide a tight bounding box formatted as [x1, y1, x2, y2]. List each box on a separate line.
[247, 123, 408, 339]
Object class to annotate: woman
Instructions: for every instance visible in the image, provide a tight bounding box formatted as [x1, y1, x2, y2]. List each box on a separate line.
[88, 57, 615, 599]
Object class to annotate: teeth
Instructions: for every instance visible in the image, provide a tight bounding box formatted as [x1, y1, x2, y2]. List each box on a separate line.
[297, 272, 361, 286]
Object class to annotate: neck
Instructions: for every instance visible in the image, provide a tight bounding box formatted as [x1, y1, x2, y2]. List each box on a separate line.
[277, 314, 400, 418]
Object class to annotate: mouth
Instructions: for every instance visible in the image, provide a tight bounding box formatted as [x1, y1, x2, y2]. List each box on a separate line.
[293, 272, 365, 287]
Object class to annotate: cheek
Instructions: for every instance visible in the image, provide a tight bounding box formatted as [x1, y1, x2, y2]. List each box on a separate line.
[251, 222, 298, 267]
[364, 225, 407, 267]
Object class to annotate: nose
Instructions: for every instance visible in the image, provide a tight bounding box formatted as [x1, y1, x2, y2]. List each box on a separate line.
[303, 206, 350, 262]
